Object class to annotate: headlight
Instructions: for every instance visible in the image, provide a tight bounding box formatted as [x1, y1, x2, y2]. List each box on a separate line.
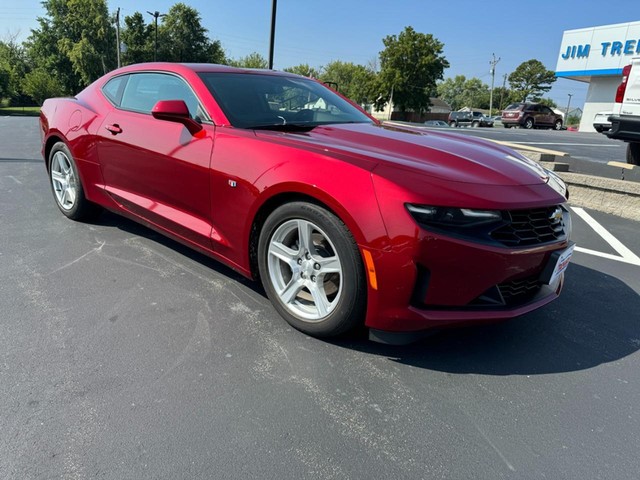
[406, 204, 502, 228]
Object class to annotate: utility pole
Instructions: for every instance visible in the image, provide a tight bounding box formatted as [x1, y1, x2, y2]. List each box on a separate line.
[115, 7, 121, 68]
[268, 0, 277, 69]
[565, 93, 573, 123]
[489, 53, 501, 117]
[147, 11, 165, 62]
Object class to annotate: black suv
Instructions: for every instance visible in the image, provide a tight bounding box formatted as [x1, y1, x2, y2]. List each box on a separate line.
[502, 103, 563, 130]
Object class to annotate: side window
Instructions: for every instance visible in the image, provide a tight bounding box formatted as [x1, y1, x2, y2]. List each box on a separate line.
[542, 106, 553, 114]
[120, 73, 202, 118]
[102, 75, 128, 106]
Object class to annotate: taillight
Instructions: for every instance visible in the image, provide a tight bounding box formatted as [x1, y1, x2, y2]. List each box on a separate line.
[615, 64, 632, 103]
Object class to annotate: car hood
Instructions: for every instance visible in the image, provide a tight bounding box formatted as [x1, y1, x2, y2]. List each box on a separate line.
[255, 123, 549, 186]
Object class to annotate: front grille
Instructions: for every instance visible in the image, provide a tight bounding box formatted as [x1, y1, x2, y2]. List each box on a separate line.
[490, 206, 565, 247]
[498, 277, 542, 306]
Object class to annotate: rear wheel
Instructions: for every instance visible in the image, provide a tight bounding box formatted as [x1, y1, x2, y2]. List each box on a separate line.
[627, 142, 640, 166]
[48, 142, 101, 221]
[594, 126, 603, 133]
[523, 118, 534, 129]
[449, 121, 457, 127]
[258, 202, 366, 337]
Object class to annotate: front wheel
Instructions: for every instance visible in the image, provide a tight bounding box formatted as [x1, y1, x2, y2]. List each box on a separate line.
[471, 121, 480, 128]
[48, 142, 101, 221]
[554, 119, 563, 130]
[627, 143, 640, 166]
[258, 202, 366, 337]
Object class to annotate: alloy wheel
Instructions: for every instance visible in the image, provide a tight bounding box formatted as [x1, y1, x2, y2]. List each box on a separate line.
[267, 218, 343, 322]
[50, 150, 77, 211]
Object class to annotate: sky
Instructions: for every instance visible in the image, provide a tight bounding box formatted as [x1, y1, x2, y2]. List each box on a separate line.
[2, 1, 639, 110]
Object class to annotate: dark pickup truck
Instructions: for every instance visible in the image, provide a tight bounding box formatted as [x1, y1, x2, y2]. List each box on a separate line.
[447, 111, 494, 128]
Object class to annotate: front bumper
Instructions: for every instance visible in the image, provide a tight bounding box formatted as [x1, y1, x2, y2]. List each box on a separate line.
[363, 207, 572, 338]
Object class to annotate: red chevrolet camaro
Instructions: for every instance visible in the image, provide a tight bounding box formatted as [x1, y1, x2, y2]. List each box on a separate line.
[40, 63, 574, 344]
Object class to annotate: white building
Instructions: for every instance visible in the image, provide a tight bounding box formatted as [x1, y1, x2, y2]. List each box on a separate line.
[556, 20, 640, 132]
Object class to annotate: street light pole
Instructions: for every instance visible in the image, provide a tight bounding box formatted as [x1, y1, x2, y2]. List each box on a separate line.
[566, 93, 573, 123]
[147, 11, 165, 62]
[268, 0, 277, 69]
[114, 7, 121, 68]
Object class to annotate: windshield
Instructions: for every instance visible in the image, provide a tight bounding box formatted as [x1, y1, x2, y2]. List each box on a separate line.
[199, 72, 372, 129]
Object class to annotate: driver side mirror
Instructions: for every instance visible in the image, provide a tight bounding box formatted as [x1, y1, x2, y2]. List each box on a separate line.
[151, 100, 203, 135]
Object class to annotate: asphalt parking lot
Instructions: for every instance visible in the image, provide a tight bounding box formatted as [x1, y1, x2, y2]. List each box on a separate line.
[2, 117, 640, 479]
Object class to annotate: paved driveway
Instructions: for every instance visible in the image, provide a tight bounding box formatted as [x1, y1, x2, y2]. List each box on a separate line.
[2, 117, 639, 479]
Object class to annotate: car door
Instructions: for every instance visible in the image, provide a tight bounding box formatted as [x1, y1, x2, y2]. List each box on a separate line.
[539, 106, 555, 127]
[96, 72, 215, 249]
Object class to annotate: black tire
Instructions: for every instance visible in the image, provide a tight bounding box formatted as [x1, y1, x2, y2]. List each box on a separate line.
[449, 121, 457, 127]
[258, 202, 366, 337]
[523, 118, 534, 129]
[471, 121, 480, 128]
[48, 142, 101, 221]
[554, 119, 563, 131]
[594, 126, 603, 133]
[627, 142, 640, 166]
[504, 124, 511, 129]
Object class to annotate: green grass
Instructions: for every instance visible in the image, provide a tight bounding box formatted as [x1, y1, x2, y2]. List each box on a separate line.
[0, 106, 41, 116]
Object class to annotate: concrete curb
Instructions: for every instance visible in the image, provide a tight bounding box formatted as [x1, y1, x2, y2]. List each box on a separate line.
[538, 164, 640, 222]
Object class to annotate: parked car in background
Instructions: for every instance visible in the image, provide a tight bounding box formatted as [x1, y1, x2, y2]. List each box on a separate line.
[448, 111, 494, 127]
[502, 103, 564, 130]
[424, 120, 450, 128]
[593, 111, 612, 132]
[40, 62, 573, 344]
[606, 58, 640, 165]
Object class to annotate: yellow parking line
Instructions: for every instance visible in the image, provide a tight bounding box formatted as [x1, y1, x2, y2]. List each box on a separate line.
[608, 161, 635, 170]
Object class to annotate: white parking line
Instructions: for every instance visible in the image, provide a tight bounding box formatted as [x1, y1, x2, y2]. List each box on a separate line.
[508, 142, 621, 147]
[571, 207, 640, 266]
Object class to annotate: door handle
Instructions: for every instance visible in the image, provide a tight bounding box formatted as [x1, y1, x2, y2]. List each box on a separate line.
[105, 124, 123, 135]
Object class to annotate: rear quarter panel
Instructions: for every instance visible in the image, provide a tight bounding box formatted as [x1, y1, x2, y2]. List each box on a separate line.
[41, 89, 115, 206]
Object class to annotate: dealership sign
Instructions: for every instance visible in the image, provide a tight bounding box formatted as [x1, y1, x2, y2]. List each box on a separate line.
[556, 21, 640, 78]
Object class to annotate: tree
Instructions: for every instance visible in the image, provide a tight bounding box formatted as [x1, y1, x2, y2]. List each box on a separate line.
[437, 76, 490, 110]
[157, 3, 225, 63]
[22, 68, 65, 105]
[0, 36, 30, 104]
[508, 59, 556, 102]
[537, 97, 558, 108]
[283, 64, 320, 78]
[436, 75, 466, 110]
[319, 61, 378, 104]
[26, 0, 116, 94]
[121, 12, 151, 65]
[377, 26, 449, 114]
[228, 52, 268, 69]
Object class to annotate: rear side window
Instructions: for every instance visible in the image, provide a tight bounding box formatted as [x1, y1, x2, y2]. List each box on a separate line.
[102, 75, 128, 106]
[505, 103, 521, 110]
[119, 73, 202, 117]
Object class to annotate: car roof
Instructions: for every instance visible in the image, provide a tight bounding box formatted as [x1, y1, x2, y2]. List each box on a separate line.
[113, 62, 298, 78]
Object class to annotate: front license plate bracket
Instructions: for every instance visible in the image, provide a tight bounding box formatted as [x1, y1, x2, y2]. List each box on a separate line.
[538, 241, 575, 286]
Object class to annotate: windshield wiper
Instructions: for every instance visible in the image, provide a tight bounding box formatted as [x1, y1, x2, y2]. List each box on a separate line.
[251, 123, 316, 132]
